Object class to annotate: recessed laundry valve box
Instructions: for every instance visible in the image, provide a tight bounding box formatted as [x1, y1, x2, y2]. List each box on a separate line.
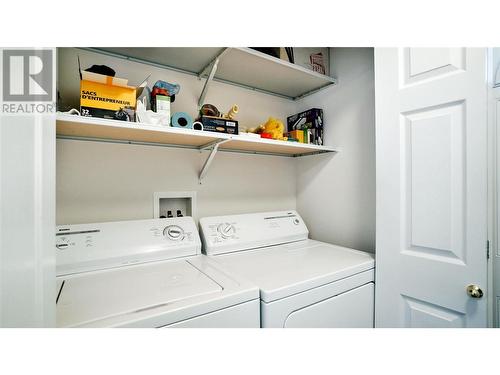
[154, 191, 196, 220]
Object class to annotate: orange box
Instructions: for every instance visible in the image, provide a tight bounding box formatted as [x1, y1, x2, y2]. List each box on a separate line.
[289, 129, 305, 143]
[79, 71, 137, 118]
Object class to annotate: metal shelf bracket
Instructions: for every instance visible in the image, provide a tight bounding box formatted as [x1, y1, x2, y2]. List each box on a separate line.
[197, 48, 229, 108]
[198, 138, 231, 184]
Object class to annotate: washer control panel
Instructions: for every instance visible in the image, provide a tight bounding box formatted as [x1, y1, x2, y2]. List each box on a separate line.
[56, 217, 201, 276]
[200, 210, 309, 255]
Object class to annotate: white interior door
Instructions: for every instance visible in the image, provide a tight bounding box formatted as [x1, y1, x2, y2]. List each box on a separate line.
[375, 48, 488, 327]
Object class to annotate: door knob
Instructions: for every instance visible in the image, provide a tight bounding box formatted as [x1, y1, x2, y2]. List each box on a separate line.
[466, 284, 483, 299]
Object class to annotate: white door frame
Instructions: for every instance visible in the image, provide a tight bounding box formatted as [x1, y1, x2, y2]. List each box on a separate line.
[487, 48, 499, 328]
[0, 48, 56, 327]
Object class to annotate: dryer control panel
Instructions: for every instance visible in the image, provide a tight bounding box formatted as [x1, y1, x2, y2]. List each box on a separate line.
[56, 217, 201, 276]
[200, 210, 309, 255]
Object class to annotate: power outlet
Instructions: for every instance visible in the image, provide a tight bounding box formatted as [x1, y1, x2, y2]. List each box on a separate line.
[153, 191, 196, 220]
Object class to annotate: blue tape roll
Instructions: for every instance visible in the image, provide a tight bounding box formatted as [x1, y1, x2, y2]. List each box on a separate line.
[171, 112, 193, 129]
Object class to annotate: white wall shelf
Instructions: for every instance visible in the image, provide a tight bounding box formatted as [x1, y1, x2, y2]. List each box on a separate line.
[87, 47, 337, 101]
[56, 113, 338, 183]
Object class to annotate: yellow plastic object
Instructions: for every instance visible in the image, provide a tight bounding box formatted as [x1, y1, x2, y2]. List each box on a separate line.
[261, 117, 286, 141]
[225, 104, 239, 120]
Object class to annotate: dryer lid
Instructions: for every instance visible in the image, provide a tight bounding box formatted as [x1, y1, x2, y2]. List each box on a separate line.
[200, 210, 309, 255]
[56, 217, 201, 276]
[214, 239, 375, 302]
[56, 258, 222, 327]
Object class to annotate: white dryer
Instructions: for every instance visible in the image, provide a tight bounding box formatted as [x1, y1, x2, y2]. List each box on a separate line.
[200, 210, 375, 328]
[56, 217, 259, 328]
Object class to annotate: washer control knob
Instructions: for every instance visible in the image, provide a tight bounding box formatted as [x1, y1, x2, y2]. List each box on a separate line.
[164, 225, 185, 241]
[217, 223, 236, 239]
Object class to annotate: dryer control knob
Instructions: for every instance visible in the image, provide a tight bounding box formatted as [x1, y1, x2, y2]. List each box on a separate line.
[164, 225, 185, 241]
[217, 223, 236, 239]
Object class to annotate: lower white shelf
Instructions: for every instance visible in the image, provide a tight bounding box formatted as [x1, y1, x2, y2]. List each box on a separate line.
[56, 113, 338, 183]
[56, 113, 338, 157]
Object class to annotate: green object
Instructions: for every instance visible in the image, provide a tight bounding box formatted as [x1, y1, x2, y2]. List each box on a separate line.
[155, 95, 170, 112]
[302, 125, 310, 143]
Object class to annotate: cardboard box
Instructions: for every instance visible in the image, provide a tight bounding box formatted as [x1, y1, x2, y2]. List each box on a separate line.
[200, 116, 238, 135]
[80, 70, 137, 119]
[292, 48, 330, 76]
[287, 108, 324, 145]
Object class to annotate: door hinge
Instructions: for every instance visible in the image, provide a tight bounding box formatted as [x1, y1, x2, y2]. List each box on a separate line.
[487, 240, 490, 259]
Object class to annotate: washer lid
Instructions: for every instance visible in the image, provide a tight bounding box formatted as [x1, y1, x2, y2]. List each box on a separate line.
[214, 240, 375, 302]
[56, 259, 222, 327]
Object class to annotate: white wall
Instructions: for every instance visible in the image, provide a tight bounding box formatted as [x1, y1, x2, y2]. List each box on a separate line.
[57, 140, 296, 224]
[56, 48, 297, 224]
[295, 48, 376, 252]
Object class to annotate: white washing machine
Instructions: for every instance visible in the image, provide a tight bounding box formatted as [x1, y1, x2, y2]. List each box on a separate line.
[200, 210, 375, 328]
[56, 217, 260, 328]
